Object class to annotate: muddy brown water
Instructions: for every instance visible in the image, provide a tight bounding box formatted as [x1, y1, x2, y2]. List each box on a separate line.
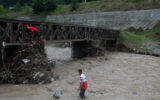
[0, 45, 160, 100]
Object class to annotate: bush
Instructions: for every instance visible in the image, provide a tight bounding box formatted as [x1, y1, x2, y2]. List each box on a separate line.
[13, 2, 22, 11]
[125, 27, 137, 32]
[32, 0, 57, 14]
[126, 0, 145, 3]
[70, 0, 79, 11]
[154, 21, 160, 29]
[23, 5, 33, 14]
[0, 5, 5, 14]
[45, 19, 54, 23]
[44, 0, 57, 11]
[32, 0, 44, 13]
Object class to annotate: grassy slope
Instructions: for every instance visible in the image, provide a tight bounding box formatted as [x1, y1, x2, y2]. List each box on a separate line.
[1, 0, 160, 18]
[0, 6, 33, 18]
[32, 0, 160, 15]
[120, 28, 160, 55]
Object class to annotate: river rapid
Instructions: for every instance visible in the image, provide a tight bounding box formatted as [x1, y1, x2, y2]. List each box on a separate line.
[0, 45, 160, 100]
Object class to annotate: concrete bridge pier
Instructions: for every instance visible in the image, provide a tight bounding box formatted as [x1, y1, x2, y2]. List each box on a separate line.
[71, 39, 118, 58]
[103, 39, 118, 51]
[71, 41, 91, 58]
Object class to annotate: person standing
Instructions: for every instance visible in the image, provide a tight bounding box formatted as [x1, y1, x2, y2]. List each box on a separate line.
[78, 69, 88, 99]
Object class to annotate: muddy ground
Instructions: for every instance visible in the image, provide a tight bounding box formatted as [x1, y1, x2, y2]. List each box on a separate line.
[0, 46, 160, 100]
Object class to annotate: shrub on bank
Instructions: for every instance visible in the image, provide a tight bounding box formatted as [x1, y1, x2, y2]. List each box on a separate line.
[126, 0, 145, 3]
[0, 5, 5, 14]
[70, 0, 79, 11]
[32, 0, 57, 14]
[120, 25, 160, 56]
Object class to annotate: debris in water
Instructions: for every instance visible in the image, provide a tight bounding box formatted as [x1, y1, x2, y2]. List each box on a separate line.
[22, 59, 30, 64]
[0, 41, 55, 84]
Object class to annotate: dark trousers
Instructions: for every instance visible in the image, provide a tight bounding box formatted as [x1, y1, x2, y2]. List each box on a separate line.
[33, 31, 39, 40]
[80, 89, 86, 99]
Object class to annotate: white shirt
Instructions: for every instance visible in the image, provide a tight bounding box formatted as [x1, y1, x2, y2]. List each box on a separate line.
[80, 73, 87, 82]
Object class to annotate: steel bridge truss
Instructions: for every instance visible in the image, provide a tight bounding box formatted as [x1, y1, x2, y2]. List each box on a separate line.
[0, 18, 119, 46]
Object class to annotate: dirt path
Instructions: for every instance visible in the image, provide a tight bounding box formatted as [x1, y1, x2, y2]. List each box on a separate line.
[0, 52, 160, 100]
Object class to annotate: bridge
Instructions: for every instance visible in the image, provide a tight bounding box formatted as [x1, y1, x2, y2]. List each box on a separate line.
[0, 18, 120, 66]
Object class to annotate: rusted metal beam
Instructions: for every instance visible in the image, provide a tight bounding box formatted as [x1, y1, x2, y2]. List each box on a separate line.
[5, 43, 30, 46]
[47, 39, 87, 43]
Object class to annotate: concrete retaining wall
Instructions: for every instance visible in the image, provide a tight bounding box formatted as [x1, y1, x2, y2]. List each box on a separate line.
[16, 9, 160, 30]
[46, 9, 160, 30]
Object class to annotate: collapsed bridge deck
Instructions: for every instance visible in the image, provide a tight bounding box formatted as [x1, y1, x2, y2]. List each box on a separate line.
[0, 18, 119, 46]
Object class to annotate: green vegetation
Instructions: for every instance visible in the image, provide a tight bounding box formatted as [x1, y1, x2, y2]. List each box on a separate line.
[52, 0, 160, 14]
[13, 2, 23, 11]
[125, 0, 145, 3]
[0, 5, 5, 14]
[0, 0, 33, 8]
[120, 26, 160, 55]
[44, 19, 54, 23]
[32, 0, 57, 14]
[0, 0, 160, 18]
[32, 0, 44, 14]
[0, 5, 33, 18]
[70, 0, 79, 11]
[44, 0, 57, 11]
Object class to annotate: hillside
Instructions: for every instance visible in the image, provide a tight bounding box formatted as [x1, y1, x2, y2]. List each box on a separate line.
[52, 0, 160, 14]
[1, 0, 160, 18]
[120, 23, 160, 56]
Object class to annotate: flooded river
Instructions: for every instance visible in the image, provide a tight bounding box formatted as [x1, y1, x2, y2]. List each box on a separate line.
[0, 45, 160, 100]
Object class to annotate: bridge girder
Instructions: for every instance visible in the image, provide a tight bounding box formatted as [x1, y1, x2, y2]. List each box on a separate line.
[0, 18, 120, 47]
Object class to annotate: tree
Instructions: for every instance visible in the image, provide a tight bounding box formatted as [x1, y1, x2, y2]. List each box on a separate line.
[32, 0, 44, 13]
[17, 0, 33, 6]
[0, 5, 5, 14]
[44, 0, 57, 11]
[70, 0, 79, 11]
[64, 0, 72, 3]
[32, 0, 57, 14]
[13, 2, 22, 11]
[0, 0, 33, 8]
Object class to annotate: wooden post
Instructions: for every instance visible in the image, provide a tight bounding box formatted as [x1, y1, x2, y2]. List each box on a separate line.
[1, 47, 5, 67]
[115, 38, 119, 51]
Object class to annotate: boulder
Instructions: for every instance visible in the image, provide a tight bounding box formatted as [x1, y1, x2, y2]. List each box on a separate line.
[53, 90, 62, 99]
